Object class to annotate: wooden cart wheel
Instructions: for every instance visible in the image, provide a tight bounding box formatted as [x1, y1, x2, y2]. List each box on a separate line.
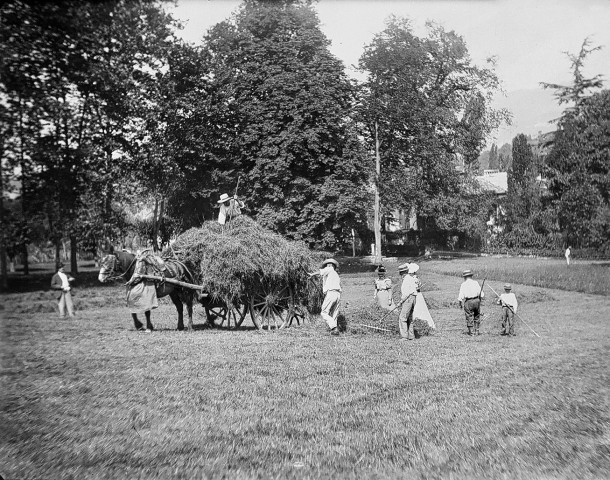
[230, 302, 249, 328]
[205, 305, 229, 328]
[249, 285, 292, 331]
[206, 302, 249, 329]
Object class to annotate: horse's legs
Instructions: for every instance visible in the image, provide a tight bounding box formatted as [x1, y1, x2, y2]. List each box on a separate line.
[186, 295, 194, 331]
[170, 292, 185, 331]
[132, 313, 144, 331]
[145, 310, 154, 331]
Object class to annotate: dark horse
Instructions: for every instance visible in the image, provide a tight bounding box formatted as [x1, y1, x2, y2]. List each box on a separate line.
[98, 250, 196, 331]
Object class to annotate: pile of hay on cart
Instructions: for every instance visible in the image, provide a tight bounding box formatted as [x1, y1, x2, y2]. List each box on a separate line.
[165, 216, 325, 316]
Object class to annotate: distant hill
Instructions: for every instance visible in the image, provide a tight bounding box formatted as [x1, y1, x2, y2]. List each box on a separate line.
[491, 88, 562, 146]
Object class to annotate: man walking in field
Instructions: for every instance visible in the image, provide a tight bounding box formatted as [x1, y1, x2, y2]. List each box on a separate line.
[398, 263, 420, 340]
[309, 258, 341, 336]
[458, 270, 484, 336]
[497, 283, 518, 336]
[565, 246, 571, 266]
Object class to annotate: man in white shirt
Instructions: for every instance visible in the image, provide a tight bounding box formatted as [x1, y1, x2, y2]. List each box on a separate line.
[50, 262, 75, 318]
[217, 193, 245, 225]
[309, 258, 341, 336]
[398, 263, 420, 340]
[457, 269, 484, 336]
[565, 246, 571, 266]
[497, 283, 518, 336]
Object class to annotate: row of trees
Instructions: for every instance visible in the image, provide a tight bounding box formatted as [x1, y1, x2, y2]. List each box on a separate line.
[3, 1, 607, 290]
[1, 0, 506, 286]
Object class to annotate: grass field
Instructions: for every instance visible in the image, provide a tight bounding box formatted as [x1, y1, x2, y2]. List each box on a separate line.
[424, 256, 610, 296]
[1, 258, 610, 479]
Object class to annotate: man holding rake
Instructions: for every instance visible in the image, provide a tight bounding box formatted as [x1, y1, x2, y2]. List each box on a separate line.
[309, 258, 342, 336]
[398, 262, 420, 340]
[497, 283, 518, 336]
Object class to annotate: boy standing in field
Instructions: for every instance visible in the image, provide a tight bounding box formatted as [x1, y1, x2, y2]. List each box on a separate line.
[457, 270, 484, 336]
[309, 258, 341, 336]
[497, 283, 518, 336]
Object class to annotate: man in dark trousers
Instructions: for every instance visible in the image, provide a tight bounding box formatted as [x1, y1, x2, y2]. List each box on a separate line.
[457, 269, 484, 336]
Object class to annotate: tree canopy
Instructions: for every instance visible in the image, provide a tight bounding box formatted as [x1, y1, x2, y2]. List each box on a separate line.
[200, 0, 370, 248]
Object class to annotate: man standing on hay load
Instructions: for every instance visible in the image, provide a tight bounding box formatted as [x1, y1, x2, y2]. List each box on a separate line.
[458, 269, 485, 336]
[217, 193, 245, 225]
[309, 258, 341, 336]
[398, 262, 420, 340]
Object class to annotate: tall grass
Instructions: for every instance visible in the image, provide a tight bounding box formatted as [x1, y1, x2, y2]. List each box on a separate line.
[424, 257, 610, 296]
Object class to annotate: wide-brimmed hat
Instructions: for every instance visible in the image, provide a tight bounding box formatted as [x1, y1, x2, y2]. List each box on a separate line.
[217, 193, 231, 203]
[398, 262, 410, 273]
[322, 258, 338, 268]
[503, 283, 512, 290]
[408, 263, 419, 274]
[462, 269, 473, 277]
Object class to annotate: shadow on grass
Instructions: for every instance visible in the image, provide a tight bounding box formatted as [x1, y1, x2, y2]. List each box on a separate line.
[5, 268, 114, 294]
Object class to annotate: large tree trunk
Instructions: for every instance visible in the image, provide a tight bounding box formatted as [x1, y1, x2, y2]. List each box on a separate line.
[374, 121, 382, 264]
[0, 163, 7, 290]
[55, 240, 61, 267]
[152, 197, 159, 252]
[70, 235, 78, 274]
[157, 197, 165, 252]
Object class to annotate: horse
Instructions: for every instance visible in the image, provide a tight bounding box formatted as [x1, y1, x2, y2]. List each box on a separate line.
[98, 250, 197, 332]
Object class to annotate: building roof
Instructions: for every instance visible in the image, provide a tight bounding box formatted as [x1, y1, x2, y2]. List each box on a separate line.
[475, 171, 507, 195]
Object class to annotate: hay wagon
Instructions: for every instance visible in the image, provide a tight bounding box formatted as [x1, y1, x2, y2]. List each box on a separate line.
[162, 216, 323, 331]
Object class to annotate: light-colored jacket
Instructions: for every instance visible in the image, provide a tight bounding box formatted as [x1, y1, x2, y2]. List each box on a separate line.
[320, 266, 341, 294]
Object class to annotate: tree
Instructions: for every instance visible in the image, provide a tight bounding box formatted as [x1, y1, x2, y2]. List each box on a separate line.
[505, 134, 539, 227]
[498, 143, 512, 171]
[488, 143, 499, 170]
[542, 39, 609, 249]
[201, 0, 370, 248]
[1, 0, 184, 267]
[357, 17, 506, 258]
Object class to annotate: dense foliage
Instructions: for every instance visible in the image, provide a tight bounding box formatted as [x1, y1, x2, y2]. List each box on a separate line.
[3, 0, 608, 290]
[356, 17, 507, 247]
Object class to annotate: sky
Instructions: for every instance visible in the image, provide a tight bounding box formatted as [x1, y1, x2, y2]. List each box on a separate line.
[170, 0, 610, 147]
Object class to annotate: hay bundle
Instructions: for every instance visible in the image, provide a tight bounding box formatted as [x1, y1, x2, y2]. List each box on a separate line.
[346, 295, 436, 337]
[345, 303, 400, 335]
[165, 216, 324, 312]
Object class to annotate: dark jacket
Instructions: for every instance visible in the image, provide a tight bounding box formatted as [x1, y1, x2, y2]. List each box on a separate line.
[51, 272, 75, 300]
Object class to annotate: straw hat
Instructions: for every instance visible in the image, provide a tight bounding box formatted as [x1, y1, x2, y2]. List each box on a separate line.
[217, 193, 231, 204]
[503, 283, 512, 290]
[322, 258, 338, 268]
[398, 263, 410, 273]
[408, 263, 419, 274]
[462, 270, 473, 277]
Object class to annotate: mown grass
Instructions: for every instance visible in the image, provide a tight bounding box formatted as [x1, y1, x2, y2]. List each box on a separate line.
[423, 256, 610, 296]
[1, 266, 610, 479]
